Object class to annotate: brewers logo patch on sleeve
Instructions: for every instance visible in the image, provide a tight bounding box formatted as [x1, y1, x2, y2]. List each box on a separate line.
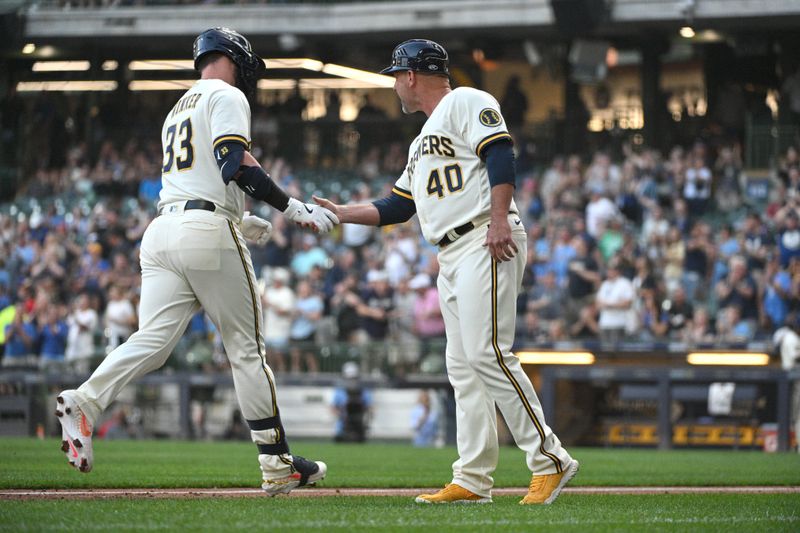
[479, 108, 502, 127]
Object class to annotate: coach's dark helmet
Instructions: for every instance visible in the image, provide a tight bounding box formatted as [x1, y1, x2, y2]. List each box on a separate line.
[193, 27, 265, 97]
[380, 39, 449, 76]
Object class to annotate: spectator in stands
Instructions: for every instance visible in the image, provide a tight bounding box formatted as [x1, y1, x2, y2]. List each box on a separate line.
[640, 204, 670, 250]
[540, 156, 566, 212]
[288, 280, 322, 374]
[763, 254, 792, 330]
[714, 144, 742, 211]
[597, 219, 625, 263]
[661, 286, 694, 339]
[778, 146, 800, 182]
[355, 270, 394, 373]
[104, 252, 138, 293]
[663, 226, 686, 294]
[569, 301, 600, 340]
[683, 222, 714, 300]
[290, 234, 329, 278]
[566, 236, 601, 323]
[38, 304, 69, 372]
[527, 269, 565, 325]
[384, 225, 418, 287]
[584, 151, 621, 197]
[341, 185, 375, 260]
[502, 75, 528, 125]
[0, 299, 15, 360]
[388, 277, 420, 377]
[715, 255, 758, 326]
[3, 304, 38, 367]
[554, 165, 584, 214]
[323, 248, 359, 303]
[637, 290, 668, 341]
[410, 389, 440, 448]
[585, 185, 620, 239]
[65, 293, 98, 374]
[596, 261, 637, 344]
[672, 197, 691, 236]
[712, 224, 740, 287]
[30, 239, 66, 285]
[331, 273, 365, 344]
[76, 242, 110, 294]
[742, 213, 770, 272]
[261, 268, 294, 373]
[548, 318, 568, 342]
[518, 309, 547, 344]
[331, 362, 372, 443]
[775, 207, 800, 268]
[787, 168, 800, 199]
[619, 162, 646, 226]
[409, 273, 445, 364]
[262, 214, 293, 269]
[528, 222, 552, 281]
[632, 256, 659, 297]
[551, 227, 577, 285]
[104, 285, 137, 352]
[683, 307, 716, 346]
[717, 305, 755, 343]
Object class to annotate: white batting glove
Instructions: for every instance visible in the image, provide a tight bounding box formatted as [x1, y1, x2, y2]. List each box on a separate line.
[283, 197, 339, 234]
[241, 212, 273, 246]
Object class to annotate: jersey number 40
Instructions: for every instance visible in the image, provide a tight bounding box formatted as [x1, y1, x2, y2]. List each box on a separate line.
[426, 164, 463, 199]
[163, 118, 194, 173]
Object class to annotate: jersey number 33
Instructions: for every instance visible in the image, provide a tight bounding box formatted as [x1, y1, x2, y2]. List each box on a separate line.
[163, 118, 195, 173]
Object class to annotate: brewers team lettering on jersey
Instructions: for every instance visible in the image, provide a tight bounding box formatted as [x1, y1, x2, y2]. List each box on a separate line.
[158, 79, 250, 219]
[392, 87, 518, 244]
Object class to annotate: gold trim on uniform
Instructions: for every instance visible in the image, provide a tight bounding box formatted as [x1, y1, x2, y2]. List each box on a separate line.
[392, 187, 414, 200]
[476, 132, 512, 157]
[213, 134, 250, 150]
[226, 220, 278, 415]
[490, 258, 563, 473]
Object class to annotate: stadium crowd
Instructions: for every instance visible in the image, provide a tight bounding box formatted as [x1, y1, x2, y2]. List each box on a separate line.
[1, 121, 799, 375]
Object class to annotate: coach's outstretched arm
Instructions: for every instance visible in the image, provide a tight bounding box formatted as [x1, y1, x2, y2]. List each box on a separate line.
[313, 187, 416, 227]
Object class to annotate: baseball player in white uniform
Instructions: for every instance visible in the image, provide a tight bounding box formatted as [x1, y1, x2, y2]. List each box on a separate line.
[315, 39, 578, 505]
[55, 28, 336, 495]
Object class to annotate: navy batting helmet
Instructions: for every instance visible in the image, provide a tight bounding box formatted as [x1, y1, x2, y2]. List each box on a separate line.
[380, 39, 449, 76]
[193, 27, 264, 97]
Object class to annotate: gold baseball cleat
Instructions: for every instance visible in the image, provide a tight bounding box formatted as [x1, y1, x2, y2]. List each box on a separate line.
[415, 483, 492, 504]
[520, 460, 580, 505]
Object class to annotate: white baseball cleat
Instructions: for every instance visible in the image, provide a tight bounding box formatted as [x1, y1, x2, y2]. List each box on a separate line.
[261, 456, 327, 496]
[55, 391, 94, 473]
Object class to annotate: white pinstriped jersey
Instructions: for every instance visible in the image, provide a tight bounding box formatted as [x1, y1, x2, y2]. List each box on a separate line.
[157, 79, 251, 218]
[392, 87, 517, 245]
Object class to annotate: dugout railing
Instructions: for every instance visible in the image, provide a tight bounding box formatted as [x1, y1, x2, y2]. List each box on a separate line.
[0, 363, 797, 451]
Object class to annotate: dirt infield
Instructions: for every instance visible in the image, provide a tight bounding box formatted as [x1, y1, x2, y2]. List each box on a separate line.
[2, 486, 799, 500]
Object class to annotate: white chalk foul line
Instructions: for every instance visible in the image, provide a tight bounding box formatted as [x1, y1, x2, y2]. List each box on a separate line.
[1, 486, 799, 499]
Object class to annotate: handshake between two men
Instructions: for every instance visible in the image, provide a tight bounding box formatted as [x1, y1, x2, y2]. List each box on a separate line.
[237, 151, 340, 246]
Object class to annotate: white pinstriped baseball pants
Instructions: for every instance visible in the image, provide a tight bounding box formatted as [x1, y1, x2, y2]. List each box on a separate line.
[64, 208, 283, 450]
[437, 215, 573, 498]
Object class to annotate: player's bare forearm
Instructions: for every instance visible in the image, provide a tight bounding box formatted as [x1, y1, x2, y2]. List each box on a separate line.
[490, 183, 515, 223]
[312, 196, 380, 226]
[484, 183, 518, 262]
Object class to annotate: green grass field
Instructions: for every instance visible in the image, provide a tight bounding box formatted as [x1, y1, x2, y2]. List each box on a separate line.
[1, 438, 799, 531]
